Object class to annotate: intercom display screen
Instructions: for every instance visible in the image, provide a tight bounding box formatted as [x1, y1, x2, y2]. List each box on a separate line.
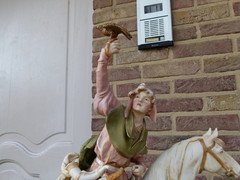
[144, 3, 163, 14]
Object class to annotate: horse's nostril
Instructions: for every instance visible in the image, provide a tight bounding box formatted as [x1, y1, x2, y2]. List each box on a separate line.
[226, 170, 235, 177]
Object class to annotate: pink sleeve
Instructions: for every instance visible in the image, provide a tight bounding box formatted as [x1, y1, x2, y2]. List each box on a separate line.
[93, 48, 121, 116]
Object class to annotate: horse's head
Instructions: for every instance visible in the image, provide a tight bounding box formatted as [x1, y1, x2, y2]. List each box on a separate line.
[143, 128, 240, 180]
[201, 128, 240, 178]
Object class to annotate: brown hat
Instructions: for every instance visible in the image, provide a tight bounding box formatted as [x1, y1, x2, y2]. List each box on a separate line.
[124, 83, 157, 123]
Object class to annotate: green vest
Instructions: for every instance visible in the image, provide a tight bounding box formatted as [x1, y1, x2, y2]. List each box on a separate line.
[78, 135, 98, 170]
[106, 105, 148, 159]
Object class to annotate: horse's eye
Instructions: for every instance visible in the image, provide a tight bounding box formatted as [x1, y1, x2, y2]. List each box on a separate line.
[214, 145, 223, 153]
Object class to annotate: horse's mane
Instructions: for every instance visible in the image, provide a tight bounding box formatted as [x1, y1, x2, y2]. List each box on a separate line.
[167, 136, 203, 179]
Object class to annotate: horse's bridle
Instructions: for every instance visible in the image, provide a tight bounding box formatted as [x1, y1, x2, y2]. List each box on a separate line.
[198, 138, 235, 177]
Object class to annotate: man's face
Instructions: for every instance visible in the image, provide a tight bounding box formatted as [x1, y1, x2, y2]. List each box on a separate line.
[132, 91, 152, 115]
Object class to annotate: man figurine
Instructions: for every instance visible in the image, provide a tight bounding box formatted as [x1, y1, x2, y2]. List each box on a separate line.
[59, 40, 157, 180]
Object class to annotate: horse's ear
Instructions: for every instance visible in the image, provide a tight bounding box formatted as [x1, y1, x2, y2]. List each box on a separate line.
[212, 128, 218, 139]
[207, 128, 218, 142]
[203, 128, 212, 138]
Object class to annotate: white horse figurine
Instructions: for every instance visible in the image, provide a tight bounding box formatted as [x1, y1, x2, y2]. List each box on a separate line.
[58, 128, 240, 180]
[143, 128, 240, 180]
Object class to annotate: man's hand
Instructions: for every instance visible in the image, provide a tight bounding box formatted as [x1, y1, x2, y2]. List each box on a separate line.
[132, 165, 148, 177]
[69, 166, 81, 180]
[105, 39, 120, 57]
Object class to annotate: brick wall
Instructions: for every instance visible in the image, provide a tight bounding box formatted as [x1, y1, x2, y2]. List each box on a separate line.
[92, 0, 240, 179]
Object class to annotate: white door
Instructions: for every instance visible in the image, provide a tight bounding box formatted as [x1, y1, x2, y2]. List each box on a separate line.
[0, 0, 92, 179]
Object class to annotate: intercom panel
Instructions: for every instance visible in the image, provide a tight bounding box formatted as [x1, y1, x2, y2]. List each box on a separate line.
[137, 0, 173, 50]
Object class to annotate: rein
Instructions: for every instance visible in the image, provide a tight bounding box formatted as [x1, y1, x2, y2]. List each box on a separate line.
[198, 139, 234, 177]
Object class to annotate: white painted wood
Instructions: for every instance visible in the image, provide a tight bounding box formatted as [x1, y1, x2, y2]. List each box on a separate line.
[0, 0, 92, 179]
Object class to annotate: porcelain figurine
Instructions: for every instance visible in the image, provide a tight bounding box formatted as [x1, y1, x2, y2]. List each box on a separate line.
[143, 128, 240, 180]
[58, 39, 156, 180]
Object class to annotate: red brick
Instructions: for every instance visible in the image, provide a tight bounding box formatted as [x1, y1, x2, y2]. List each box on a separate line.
[93, 0, 112, 10]
[118, 34, 137, 49]
[143, 60, 200, 78]
[118, 19, 137, 32]
[219, 136, 240, 151]
[234, 154, 240, 164]
[173, 3, 229, 25]
[93, 10, 111, 24]
[92, 66, 141, 84]
[204, 55, 240, 73]
[147, 135, 191, 150]
[93, 39, 107, 53]
[93, 26, 104, 39]
[176, 114, 240, 131]
[92, 71, 96, 83]
[173, 26, 197, 41]
[92, 118, 105, 131]
[117, 83, 138, 97]
[148, 134, 240, 151]
[238, 38, 240, 51]
[108, 66, 141, 81]
[146, 116, 172, 131]
[214, 176, 240, 180]
[156, 98, 203, 112]
[175, 76, 236, 93]
[197, 0, 228, 5]
[145, 82, 171, 95]
[200, 20, 240, 37]
[92, 86, 96, 98]
[173, 39, 232, 58]
[207, 94, 240, 111]
[116, 48, 168, 65]
[171, 0, 194, 10]
[233, 2, 240, 16]
[93, 4, 136, 24]
[92, 54, 99, 68]
[195, 176, 207, 180]
[92, 104, 97, 115]
[92, 84, 114, 98]
[116, 81, 170, 97]
[116, 0, 135, 5]
[140, 154, 158, 167]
